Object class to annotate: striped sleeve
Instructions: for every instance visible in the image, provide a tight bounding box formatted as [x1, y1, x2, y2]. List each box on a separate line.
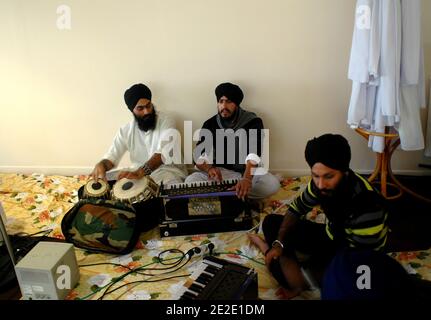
[288, 180, 320, 218]
[344, 208, 389, 251]
[347, 175, 388, 251]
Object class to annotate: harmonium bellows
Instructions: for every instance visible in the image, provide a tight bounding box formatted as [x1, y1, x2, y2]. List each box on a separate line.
[159, 179, 253, 237]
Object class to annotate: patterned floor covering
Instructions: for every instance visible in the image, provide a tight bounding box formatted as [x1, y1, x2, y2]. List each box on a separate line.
[1, 173, 429, 300]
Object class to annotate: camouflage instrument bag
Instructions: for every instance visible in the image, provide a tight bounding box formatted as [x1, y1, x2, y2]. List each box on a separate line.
[61, 199, 141, 254]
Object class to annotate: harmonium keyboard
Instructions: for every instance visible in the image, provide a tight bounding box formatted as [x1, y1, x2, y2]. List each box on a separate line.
[177, 255, 258, 300]
[159, 179, 252, 237]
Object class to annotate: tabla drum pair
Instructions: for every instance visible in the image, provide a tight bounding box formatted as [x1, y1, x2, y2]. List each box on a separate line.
[82, 176, 159, 204]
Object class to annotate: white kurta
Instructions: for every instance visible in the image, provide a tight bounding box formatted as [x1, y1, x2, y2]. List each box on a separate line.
[347, 0, 425, 153]
[103, 111, 187, 184]
[397, 0, 426, 151]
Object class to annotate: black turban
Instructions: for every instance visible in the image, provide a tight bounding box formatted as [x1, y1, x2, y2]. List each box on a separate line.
[124, 83, 152, 112]
[215, 82, 244, 106]
[305, 134, 351, 171]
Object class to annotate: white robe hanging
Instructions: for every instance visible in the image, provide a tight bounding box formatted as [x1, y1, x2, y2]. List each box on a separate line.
[397, 0, 426, 151]
[347, 0, 425, 153]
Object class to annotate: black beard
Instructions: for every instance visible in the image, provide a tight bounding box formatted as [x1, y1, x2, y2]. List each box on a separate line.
[317, 173, 349, 199]
[218, 107, 239, 128]
[134, 112, 156, 132]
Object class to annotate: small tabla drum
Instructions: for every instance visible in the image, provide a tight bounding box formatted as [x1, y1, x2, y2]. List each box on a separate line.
[83, 179, 111, 200]
[111, 176, 160, 205]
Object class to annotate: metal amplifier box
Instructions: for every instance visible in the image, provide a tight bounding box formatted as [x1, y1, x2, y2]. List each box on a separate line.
[15, 241, 79, 300]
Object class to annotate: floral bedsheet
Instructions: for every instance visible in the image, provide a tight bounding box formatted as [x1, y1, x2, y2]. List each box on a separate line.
[0, 173, 429, 300]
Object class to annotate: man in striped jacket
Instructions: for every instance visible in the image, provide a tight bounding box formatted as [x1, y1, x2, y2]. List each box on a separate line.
[249, 133, 388, 298]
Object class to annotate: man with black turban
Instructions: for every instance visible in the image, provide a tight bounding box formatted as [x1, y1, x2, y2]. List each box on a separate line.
[91, 83, 187, 184]
[248, 133, 388, 298]
[185, 82, 280, 200]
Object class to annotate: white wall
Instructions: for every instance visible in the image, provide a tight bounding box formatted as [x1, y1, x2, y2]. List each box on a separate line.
[0, 0, 430, 176]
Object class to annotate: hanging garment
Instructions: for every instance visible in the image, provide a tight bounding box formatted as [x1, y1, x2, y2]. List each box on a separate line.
[347, 0, 425, 153]
[397, 0, 426, 151]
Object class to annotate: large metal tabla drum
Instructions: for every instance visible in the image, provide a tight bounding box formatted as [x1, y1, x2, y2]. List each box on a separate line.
[111, 176, 159, 205]
[82, 179, 111, 200]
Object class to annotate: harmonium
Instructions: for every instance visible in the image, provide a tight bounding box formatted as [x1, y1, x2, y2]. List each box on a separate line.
[176, 255, 258, 300]
[159, 179, 253, 237]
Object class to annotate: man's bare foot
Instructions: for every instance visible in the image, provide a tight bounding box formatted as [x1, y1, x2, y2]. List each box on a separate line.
[247, 233, 270, 254]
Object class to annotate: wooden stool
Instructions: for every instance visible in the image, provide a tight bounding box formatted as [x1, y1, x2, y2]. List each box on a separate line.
[355, 127, 431, 203]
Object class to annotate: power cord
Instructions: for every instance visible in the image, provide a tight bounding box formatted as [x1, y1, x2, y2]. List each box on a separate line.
[97, 249, 194, 300]
[103, 274, 191, 299]
[216, 251, 265, 266]
[77, 242, 263, 300]
[221, 222, 260, 245]
[77, 245, 264, 300]
[78, 247, 205, 300]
